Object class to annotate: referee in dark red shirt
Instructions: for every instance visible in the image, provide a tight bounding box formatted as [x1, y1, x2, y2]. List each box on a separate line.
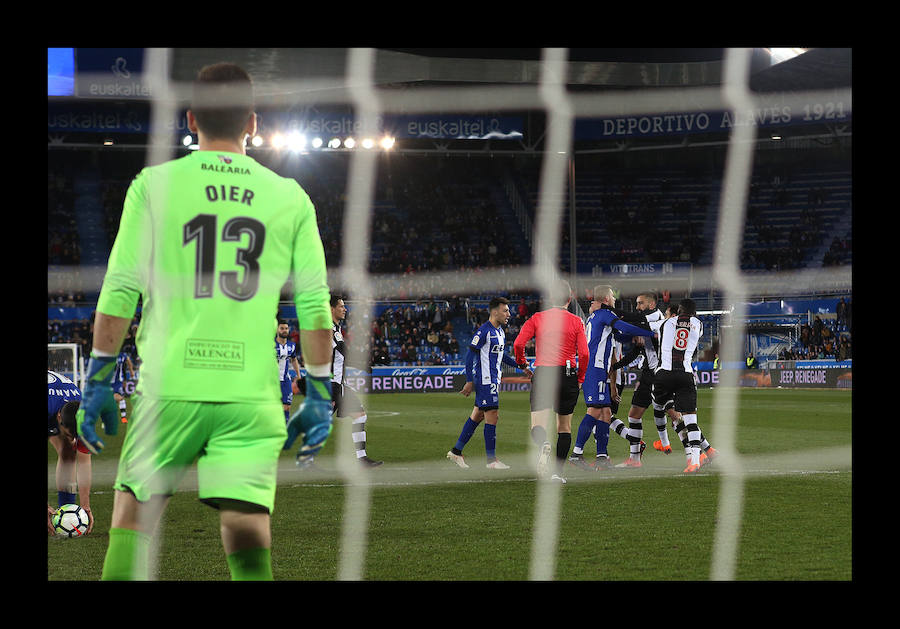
[513, 280, 589, 483]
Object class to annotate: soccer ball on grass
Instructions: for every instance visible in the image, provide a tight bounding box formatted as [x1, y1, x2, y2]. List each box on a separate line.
[52, 504, 89, 538]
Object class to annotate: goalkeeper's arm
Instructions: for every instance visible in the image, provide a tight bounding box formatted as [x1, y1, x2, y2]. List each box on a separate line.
[92, 312, 133, 355]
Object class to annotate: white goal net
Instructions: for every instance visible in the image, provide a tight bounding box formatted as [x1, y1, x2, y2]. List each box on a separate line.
[48, 47, 851, 581]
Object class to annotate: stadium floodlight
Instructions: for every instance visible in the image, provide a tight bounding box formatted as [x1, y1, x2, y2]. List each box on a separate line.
[250, 134, 264, 147]
[182, 135, 193, 147]
[103, 139, 114, 146]
[380, 136, 395, 150]
[328, 137, 341, 149]
[286, 131, 306, 152]
[765, 47, 809, 64]
[361, 138, 375, 149]
[271, 133, 286, 149]
[771, 134, 782, 141]
[344, 137, 356, 149]
[311, 137, 323, 149]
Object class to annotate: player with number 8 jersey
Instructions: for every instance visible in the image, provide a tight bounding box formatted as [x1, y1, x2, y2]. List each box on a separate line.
[654, 299, 711, 473]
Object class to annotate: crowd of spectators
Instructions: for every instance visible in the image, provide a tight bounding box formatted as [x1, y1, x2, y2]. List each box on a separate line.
[778, 300, 852, 361]
[48, 172, 80, 266]
[740, 169, 841, 271]
[368, 301, 462, 367]
[47, 151, 853, 372]
[48, 317, 93, 362]
[48, 272, 87, 305]
[822, 235, 851, 266]
[306, 157, 526, 274]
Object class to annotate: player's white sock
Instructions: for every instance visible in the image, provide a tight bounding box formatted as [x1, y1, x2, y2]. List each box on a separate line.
[653, 409, 670, 447]
[352, 414, 368, 458]
[628, 416, 643, 460]
[609, 418, 627, 439]
[683, 414, 701, 466]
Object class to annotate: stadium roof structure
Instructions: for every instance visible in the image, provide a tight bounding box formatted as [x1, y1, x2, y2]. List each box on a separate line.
[164, 47, 851, 153]
[169, 47, 850, 94]
[52, 48, 850, 154]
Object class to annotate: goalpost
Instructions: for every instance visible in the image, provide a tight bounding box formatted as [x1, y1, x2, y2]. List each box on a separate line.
[48, 343, 84, 390]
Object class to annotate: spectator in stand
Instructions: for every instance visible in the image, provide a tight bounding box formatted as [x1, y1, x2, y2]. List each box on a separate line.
[518, 299, 529, 321]
[836, 298, 847, 328]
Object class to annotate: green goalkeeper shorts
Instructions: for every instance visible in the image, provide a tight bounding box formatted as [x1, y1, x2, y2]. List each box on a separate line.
[113, 396, 287, 514]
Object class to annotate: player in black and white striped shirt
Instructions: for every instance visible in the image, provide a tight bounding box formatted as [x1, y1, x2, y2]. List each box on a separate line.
[654, 299, 717, 473]
[297, 296, 383, 468]
[607, 292, 672, 464]
[329, 295, 382, 468]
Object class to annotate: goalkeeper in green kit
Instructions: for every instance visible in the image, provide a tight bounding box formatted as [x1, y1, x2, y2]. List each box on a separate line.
[76, 62, 334, 580]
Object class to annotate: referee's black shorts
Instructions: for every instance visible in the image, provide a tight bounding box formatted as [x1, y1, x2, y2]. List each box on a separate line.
[530, 366, 580, 415]
[332, 382, 365, 417]
[652, 370, 697, 414]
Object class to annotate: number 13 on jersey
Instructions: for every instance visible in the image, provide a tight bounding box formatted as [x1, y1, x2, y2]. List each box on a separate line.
[183, 213, 266, 301]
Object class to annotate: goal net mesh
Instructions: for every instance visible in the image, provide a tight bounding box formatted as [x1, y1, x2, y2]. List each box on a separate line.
[49, 48, 851, 580]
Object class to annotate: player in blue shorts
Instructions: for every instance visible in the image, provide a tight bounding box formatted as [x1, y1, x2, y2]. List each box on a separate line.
[447, 297, 531, 469]
[275, 319, 301, 424]
[569, 285, 655, 470]
[47, 370, 93, 534]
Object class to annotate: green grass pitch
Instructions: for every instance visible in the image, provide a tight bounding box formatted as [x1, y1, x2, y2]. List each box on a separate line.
[47, 387, 851, 581]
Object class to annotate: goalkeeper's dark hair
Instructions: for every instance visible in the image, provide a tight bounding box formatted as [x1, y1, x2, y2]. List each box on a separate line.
[678, 298, 697, 316]
[59, 400, 80, 435]
[488, 296, 509, 311]
[191, 62, 254, 141]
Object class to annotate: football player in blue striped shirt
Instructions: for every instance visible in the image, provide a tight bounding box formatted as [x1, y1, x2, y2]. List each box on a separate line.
[447, 297, 531, 469]
[276, 319, 301, 424]
[48, 370, 94, 534]
[570, 285, 655, 470]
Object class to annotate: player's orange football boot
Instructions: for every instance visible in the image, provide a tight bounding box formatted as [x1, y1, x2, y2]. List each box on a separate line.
[700, 447, 718, 467]
[653, 440, 672, 454]
[683, 462, 701, 474]
[615, 458, 642, 469]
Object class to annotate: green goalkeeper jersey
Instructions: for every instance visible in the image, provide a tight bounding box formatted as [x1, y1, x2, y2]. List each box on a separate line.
[96, 150, 331, 403]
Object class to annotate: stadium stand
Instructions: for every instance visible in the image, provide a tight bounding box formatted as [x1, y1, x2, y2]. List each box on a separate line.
[48, 145, 851, 368]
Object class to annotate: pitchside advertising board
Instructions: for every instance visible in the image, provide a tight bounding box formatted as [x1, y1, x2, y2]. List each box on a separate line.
[300, 361, 851, 394]
[338, 367, 466, 394]
[763, 360, 852, 390]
